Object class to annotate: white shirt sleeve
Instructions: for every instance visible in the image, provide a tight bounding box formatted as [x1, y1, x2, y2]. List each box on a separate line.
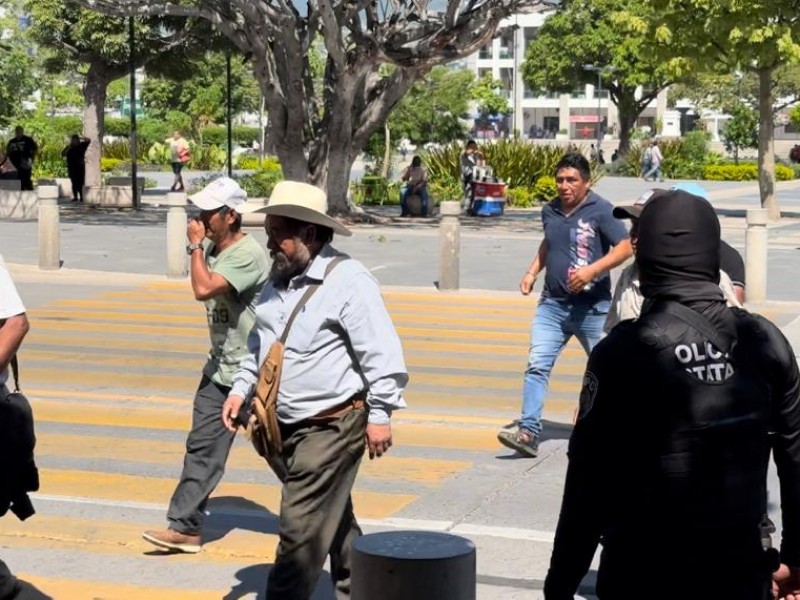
[0, 256, 25, 319]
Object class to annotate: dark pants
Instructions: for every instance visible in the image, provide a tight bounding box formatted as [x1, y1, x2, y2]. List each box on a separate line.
[68, 167, 85, 202]
[596, 546, 772, 600]
[17, 169, 32, 191]
[171, 162, 185, 191]
[266, 408, 367, 600]
[0, 559, 17, 599]
[166, 375, 235, 535]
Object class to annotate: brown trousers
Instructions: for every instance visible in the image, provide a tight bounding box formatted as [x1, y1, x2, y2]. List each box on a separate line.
[266, 408, 367, 600]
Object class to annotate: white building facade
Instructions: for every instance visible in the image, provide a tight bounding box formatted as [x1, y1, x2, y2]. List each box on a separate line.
[465, 11, 670, 142]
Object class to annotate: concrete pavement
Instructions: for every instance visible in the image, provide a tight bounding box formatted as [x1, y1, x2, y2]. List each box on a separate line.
[1, 174, 800, 598]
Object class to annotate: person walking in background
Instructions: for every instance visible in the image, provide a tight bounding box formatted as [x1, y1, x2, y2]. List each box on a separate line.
[167, 131, 191, 192]
[6, 127, 37, 191]
[643, 139, 663, 182]
[61, 135, 91, 203]
[497, 153, 632, 457]
[399, 156, 429, 217]
[640, 142, 653, 179]
[142, 177, 270, 554]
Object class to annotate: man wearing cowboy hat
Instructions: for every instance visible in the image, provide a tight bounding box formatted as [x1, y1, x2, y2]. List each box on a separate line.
[143, 177, 270, 554]
[221, 181, 408, 600]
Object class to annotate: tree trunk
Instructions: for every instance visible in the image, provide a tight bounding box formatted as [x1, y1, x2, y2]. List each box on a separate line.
[83, 61, 111, 188]
[615, 100, 638, 155]
[757, 68, 779, 220]
[381, 123, 392, 179]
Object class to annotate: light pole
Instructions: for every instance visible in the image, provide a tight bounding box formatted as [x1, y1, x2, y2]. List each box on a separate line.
[582, 63, 615, 163]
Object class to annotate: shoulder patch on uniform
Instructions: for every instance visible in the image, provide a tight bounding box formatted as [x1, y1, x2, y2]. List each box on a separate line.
[578, 371, 599, 420]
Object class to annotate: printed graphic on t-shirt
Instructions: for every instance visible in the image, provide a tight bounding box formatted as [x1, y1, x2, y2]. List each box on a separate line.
[568, 218, 597, 291]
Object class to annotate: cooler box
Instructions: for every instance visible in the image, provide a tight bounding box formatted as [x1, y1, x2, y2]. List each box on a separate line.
[471, 181, 506, 216]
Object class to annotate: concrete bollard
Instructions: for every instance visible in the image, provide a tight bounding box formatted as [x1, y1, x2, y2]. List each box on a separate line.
[351, 531, 476, 600]
[745, 208, 768, 304]
[438, 201, 461, 291]
[37, 185, 60, 270]
[166, 192, 188, 279]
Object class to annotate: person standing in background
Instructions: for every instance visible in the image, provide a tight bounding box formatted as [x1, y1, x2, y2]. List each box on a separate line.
[6, 127, 37, 191]
[61, 135, 91, 203]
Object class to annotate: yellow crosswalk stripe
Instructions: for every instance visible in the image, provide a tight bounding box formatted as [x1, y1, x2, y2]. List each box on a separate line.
[30, 307, 529, 333]
[32, 400, 537, 451]
[1, 515, 278, 564]
[21, 333, 588, 360]
[50, 297, 537, 320]
[37, 433, 471, 485]
[38, 469, 414, 520]
[20, 357, 580, 392]
[24, 348, 531, 377]
[15, 575, 224, 600]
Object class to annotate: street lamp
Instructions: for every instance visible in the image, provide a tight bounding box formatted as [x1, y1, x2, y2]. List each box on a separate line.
[582, 63, 616, 163]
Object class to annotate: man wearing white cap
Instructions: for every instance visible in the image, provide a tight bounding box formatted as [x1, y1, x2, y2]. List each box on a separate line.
[221, 181, 408, 600]
[143, 177, 270, 553]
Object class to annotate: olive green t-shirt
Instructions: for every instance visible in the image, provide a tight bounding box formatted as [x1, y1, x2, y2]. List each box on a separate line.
[202, 234, 270, 387]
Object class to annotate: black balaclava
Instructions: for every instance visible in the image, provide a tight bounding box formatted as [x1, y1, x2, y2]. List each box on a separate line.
[637, 190, 736, 341]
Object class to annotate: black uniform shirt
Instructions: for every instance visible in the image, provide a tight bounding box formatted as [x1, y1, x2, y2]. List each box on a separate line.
[544, 305, 800, 599]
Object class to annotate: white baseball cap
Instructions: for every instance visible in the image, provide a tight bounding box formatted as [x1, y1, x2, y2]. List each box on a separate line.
[188, 177, 262, 214]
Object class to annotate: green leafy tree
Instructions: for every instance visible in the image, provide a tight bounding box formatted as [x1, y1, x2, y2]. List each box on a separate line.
[670, 66, 800, 117]
[25, 0, 208, 186]
[387, 67, 475, 146]
[522, 0, 674, 154]
[141, 51, 261, 140]
[0, 2, 37, 126]
[649, 0, 800, 219]
[79, 0, 555, 214]
[722, 103, 759, 164]
[471, 74, 511, 118]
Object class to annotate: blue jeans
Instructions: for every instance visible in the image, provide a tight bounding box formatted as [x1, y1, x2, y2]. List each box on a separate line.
[520, 297, 609, 436]
[644, 164, 662, 181]
[401, 186, 429, 215]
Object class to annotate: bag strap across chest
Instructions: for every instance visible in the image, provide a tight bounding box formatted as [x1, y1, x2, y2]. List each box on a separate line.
[278, 255, 346, 345]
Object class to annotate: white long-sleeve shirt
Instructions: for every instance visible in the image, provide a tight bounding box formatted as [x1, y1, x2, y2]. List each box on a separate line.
[231, 244, 408, 425]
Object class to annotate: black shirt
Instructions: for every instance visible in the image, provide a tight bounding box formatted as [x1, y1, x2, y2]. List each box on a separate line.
[6, 136, 37, 170]
[63, 140, 90, 171]
[544, 305, 800, 599]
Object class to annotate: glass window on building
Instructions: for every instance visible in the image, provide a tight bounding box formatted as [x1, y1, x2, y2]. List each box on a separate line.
[499, 29, 514, 59]
[479, 44, 492, 60]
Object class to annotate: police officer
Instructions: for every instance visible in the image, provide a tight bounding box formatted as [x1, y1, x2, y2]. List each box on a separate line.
[543, 189, 800, 600]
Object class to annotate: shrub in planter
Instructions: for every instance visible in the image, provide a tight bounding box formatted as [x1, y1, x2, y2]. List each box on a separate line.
[533, 176, 557, 204]
[702, 163, 795, 181]
[33, 160, 67, 179]
[237, 163, 284, 198]
[236, 156, 260, 170]
[506, 186, 536, 208]
[428, 175, 462, 204]
[425, 140, 590, 190]
[101, 158, 123, 172]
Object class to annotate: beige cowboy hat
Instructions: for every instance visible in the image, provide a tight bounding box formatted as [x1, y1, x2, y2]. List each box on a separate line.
[255, 181, 352, 237]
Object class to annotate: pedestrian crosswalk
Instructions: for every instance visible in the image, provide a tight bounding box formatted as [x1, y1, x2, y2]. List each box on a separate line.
[1, 281, 591, 598]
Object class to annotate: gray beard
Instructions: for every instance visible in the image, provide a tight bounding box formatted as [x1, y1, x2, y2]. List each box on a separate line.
[270, 248, 312, 289]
